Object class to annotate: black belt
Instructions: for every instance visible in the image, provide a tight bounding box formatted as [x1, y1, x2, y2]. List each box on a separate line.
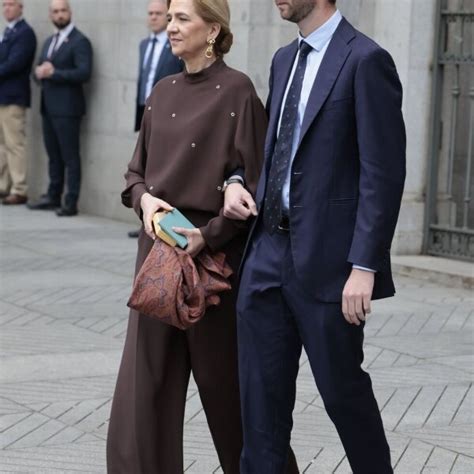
[277, 214, 290, 232]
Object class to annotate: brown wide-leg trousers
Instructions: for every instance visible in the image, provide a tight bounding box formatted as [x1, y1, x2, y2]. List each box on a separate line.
[107, 228, 300, 474]
[107, 235, 243, 473]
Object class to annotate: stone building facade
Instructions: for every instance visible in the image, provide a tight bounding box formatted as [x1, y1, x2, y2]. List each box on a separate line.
[16, 1, 443, 256]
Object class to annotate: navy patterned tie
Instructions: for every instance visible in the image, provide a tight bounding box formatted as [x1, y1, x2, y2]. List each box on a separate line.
[263, 41, 313, 234]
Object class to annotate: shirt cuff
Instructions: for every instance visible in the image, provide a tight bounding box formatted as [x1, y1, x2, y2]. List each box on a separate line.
[353, 265, 376, 273]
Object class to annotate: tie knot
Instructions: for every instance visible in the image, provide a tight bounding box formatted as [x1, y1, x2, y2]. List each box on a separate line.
[299, 41, 312, 58]
[151, 36, 158, 44]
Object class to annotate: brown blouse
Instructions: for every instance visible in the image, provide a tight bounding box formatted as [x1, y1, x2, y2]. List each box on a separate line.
[122, 59, 267, 251]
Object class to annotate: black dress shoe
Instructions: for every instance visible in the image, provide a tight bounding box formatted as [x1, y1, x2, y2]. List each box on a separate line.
[56, 206, 78, 217]
[27, 195, 60, 210]
[3, 194, 27, 205]
[0, 191, 9, 199]
[128, 230, 140, 238]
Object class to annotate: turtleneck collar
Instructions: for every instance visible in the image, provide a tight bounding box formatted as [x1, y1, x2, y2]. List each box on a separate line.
[183, 57, 225, 84]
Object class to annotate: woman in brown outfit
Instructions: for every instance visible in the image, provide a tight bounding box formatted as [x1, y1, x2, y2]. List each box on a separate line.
[106, 0, 267, 472]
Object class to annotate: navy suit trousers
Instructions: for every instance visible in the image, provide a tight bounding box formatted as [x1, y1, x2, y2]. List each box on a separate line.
[42, 113, 82, 208]
[237, 224, 393, 474]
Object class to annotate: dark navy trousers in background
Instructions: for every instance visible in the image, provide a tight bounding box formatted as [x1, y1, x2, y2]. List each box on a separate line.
[237, 224, 393, 474]
[42, 113, 82, 209]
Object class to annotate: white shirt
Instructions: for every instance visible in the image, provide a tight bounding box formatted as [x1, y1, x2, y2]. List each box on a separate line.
[279, 9, 342, 212]
[7, 16, 22, 29]
[47, 22, 75, 58]
[143, 30, 168, 101]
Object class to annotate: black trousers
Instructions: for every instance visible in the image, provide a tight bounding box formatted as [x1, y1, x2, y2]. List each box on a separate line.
[42, 113, 82, 208]
[237, 225, 392, 473]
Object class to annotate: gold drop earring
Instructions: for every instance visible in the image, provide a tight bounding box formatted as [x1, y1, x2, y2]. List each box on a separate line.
[205, 38, 216, 59]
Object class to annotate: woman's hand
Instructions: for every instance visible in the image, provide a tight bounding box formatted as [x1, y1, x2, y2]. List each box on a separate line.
[140, 193, 174, 240]
[173, 227, 206, 258]
[223, 183, 257, 221]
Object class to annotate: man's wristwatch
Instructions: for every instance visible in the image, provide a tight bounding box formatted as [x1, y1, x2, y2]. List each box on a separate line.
[218, 176, 244, 193]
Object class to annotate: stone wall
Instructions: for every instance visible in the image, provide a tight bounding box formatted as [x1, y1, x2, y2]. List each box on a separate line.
[16, 0, 436, 254]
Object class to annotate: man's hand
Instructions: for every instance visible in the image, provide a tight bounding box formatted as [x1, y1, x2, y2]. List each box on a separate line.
[41, 61, 55, 78]
[35, 62, 55, 80]
[223, 183, 257, 221]
[172, 227, 206, 258]
[35, 64, 45, 80]
[342, 268, 375, 325]
[140, 193, 174, 240]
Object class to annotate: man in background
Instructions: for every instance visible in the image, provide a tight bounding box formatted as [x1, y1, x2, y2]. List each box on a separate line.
[28, 0, 92, 217]
[127, 0, 182, 238]
[0, 0, 36, 205]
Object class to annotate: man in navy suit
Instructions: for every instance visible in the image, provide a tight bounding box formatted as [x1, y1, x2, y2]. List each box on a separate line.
[223, 0, 406, 472]
[28, 0, 92, 216]
[0, 0, 36, 205]
[128, 0, 182, 238]
[135, 0, 182, 133]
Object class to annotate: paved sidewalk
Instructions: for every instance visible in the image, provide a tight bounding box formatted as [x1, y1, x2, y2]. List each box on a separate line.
[0, 206, 473, 473]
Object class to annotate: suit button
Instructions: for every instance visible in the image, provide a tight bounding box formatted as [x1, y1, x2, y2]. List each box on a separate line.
[149, 186, 154, 191]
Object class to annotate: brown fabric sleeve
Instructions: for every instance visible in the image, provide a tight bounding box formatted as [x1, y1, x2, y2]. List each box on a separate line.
[200, 89, 267, 251]
[121, 103, 151, 219]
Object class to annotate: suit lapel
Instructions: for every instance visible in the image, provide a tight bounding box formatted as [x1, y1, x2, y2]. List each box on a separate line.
[265, 40, 299, 166]
[41, 35, 54, 62]
[155, 40, 172, 81]
[139, 40, 147, 68]
[257, 44, 297, 205]
[51, 27, 76, 61]
[297, 19, 354, 148]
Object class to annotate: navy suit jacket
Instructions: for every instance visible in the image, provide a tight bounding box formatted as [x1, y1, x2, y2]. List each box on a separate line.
[134, 37, 182, 131]
[244, 18, 406, 302]
[0, 19, 37, 107]
[38, 27, 92, 117]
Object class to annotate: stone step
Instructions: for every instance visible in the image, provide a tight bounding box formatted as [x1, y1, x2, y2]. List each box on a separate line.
[392, 256, 474, 290]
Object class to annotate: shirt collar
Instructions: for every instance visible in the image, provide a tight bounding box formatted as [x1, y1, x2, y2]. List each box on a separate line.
[7, 16, 23, 29]
[149, 29, 168, 43]
[298, 9, 342, 52]
[56, 22, 75, 39]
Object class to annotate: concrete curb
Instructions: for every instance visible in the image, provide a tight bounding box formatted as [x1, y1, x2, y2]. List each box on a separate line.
[392, 256, 474, 290]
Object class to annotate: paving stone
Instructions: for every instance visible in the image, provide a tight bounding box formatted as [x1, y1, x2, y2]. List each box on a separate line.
[1, 205, 473, 472]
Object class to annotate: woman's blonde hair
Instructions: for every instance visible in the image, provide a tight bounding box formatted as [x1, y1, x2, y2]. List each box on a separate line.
[167, 0, 233, 57]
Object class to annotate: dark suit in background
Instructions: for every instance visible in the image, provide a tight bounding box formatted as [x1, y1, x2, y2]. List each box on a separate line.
[0, 18, 36, 201]
[237, 13, 406, 474]
[37, 26, 92, 211]
[134, 33, 182, 132]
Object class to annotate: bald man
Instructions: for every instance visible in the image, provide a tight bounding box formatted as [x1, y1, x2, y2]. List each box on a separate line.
[127, 0, 182, 238]
[29, 0, 92, 216]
